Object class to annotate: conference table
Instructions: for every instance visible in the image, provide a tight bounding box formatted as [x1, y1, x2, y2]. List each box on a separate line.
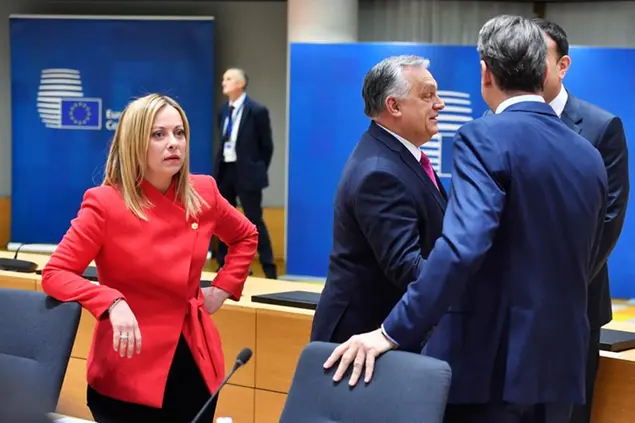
[1, 251, 634, 423]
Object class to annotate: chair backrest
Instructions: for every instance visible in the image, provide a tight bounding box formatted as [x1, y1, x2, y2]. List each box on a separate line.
[0, 288, 81, 415]
[279, 341, 452, 423]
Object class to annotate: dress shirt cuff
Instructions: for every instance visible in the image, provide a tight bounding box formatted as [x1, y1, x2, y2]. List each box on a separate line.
[381, 324, 399, 347]
[382, 310, 416, 348]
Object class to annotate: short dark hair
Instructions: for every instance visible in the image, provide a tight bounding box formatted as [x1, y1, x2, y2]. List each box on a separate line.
[532, 18, 569, 58]
[477, 15, 547, 93]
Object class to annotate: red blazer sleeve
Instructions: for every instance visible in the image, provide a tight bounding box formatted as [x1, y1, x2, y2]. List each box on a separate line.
[207, 176, 258, 300]
[41, 188, 125, 319]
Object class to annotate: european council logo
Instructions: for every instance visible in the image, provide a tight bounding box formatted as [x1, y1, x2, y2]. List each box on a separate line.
[37, 68, 102, 130]
[421, 90, 475, 178]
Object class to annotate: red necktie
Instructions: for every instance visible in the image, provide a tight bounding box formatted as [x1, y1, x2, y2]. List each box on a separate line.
[419, 153, 439, 190]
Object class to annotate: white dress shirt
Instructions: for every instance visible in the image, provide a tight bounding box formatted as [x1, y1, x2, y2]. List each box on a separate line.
[549, 85, 569, 118]
[222, 92, 247, 163]
[495, 94, 545, 114]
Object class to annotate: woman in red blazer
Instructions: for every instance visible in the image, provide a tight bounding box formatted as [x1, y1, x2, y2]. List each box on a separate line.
[42, 93, 258, 423]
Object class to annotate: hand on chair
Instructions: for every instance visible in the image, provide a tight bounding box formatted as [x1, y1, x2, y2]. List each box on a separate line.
[323, 329, 396, 387]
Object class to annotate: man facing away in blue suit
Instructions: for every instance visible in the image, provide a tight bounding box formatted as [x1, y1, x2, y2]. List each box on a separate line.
[324, 15, 608, 423]
[532, 18, 630, 423]
[311, 55, 448, 352]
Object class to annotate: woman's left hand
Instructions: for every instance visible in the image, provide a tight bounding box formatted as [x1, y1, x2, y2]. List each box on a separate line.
[202, 286, 231, 314]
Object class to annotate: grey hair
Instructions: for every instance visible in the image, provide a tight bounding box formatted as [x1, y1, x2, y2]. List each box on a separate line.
[227, 67, 249, 88]
[362, 55, 430, 118]
[477, 15, 547, 93]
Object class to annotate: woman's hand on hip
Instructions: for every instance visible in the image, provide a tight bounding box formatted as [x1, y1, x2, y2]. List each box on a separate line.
[109, 300, 142, 358]
[202, 286, 231, 314]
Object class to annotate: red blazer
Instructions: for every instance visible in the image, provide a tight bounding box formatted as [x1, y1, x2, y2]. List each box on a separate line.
[42, 174, 258, 408]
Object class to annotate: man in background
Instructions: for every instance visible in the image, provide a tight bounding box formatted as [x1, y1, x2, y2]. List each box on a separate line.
[311, 55, 447, 351]
[213, 68, 277, 279]
[324, 15, 608, 423]
[533, 18, 630, 423]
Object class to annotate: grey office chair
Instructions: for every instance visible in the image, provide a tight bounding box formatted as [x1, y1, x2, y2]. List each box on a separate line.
[279, 341, 452, 423]
[0, 288, 81, 420]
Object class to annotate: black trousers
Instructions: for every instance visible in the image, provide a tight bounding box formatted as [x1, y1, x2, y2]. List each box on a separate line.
[444, 402, 572, 423]
[570, 329, 601, 423]
[215, 162, 277, 279]
[87, 336, 217, 423]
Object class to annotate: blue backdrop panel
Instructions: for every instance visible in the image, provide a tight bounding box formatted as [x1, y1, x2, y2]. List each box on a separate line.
[287, 43, 635, 299]
[10, 16, 214, 244]
[287, 43, 487, 278]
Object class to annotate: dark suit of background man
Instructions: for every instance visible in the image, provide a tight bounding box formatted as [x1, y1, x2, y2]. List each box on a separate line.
[213, 68, 277, 279]
[532, 18, 631, 423]
[310, 55, 447, 352]
[324, 16, 608, 423]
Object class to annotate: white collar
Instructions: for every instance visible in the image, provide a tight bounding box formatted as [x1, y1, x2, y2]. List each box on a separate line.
[229, 92, 247, 109]
[495, 94, 545, 114]
[377, 123, 422, 161]
[549, 85, 569, 118]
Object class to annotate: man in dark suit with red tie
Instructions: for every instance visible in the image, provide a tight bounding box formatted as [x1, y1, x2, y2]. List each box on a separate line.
[213, 68, 277, 279]
[310, 55, 447, 352]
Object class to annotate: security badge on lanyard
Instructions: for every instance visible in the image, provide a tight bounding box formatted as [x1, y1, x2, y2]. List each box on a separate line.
[223, 103, 244, 151]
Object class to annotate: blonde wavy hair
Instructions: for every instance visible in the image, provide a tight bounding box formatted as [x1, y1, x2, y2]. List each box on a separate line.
[103, 93, 207, 221]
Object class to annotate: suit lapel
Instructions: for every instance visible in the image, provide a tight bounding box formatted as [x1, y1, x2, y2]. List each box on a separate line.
[141, 179, 187, 224]
[369, 123, 446, 209]
[561, 95, 583, 134]
[236, 97, 251, 142]
[218, 103, 228, 131]
[434, 172, 448, 201]
[398, 148, 430, 188]
[397, 150, 446, 209]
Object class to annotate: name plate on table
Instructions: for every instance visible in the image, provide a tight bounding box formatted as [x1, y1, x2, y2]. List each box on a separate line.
[600, 328, 635, 352]
[251, 290, 321, 310]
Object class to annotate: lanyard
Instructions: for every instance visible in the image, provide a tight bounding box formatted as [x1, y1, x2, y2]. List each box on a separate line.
[225, 102, 245, 135]
[223, 101, 246, 151]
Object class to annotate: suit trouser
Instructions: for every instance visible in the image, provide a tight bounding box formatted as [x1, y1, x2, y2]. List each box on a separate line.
[444, 402, 572, 423]
[570, 328, 601, 423]
[215, 162, 276, 278]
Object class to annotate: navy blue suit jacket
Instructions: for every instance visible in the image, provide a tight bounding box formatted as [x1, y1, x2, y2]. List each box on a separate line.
[488, 95, 629, 329]
[383, 101, 608, 405]
[214, 96, 274, 191]
[311, 122, 447, 352]
[562, 94, 629, 330]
